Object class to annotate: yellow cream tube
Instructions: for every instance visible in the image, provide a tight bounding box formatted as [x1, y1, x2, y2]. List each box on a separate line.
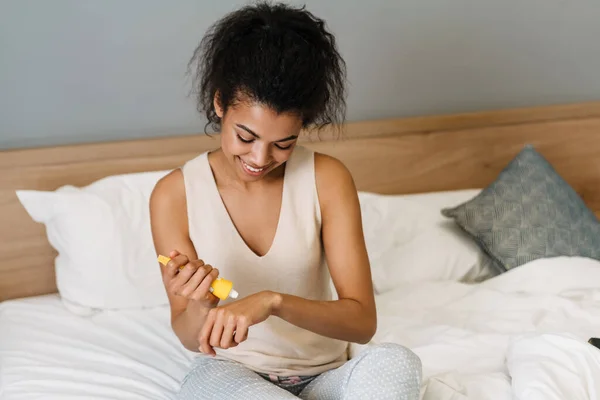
[157, 255, 238, 300]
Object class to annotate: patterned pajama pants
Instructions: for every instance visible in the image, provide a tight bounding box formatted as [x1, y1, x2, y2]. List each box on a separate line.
[177, 343, 422, 399]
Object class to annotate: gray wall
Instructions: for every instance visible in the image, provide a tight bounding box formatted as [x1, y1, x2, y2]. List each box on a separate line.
[2, 0, 600, 149]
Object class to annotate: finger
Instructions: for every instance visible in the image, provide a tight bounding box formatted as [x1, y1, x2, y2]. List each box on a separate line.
[173, 259, 206, 288]
[165, 254, 189, 278]
[191, 268, 219, 301]
[178, 258, 205, 272]
[169, 250, 180, 258]
[179, 262, 211, 298]
[195, 267, 219, 299]
[171, 254, 191, 272]
[220, 315, 236, 348]
[169, 265, 196, 296]
[234, 318, 249, 344]
[161, 256, 181, 280]
[199, 311, 216, 356]
[209, 309, 225, 348]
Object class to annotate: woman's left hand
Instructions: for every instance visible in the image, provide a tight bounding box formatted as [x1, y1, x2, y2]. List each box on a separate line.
[198, 291, 281, 355]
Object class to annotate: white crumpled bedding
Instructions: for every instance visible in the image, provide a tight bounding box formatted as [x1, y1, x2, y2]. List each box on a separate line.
[350, 256, 600, 400]
[0, 295, 195, 400]
[2, 257, 600, 399]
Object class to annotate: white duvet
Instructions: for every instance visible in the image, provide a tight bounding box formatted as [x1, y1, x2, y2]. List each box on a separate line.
[2, 257, 600, 399]
[350, 256, 600, 400]
[0, 296, 195, 399]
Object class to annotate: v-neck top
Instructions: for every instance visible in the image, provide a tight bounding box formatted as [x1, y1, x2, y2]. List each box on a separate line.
[181, 145, 348, 376]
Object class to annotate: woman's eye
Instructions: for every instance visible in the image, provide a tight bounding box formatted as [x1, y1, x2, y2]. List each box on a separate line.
[274, 143, 293, 150]
[236, 134, 254, 143]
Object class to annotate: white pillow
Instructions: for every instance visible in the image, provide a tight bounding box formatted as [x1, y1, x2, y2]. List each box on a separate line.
[358, 189, 497, 294]
[16, 170, 171, 315]
[17, 167, 492, 313]
[507, 333, 600, 400]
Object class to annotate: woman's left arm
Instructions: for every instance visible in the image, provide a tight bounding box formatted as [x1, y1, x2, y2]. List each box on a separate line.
[198, 154, 376, 354]
[269, 153, 376, 343]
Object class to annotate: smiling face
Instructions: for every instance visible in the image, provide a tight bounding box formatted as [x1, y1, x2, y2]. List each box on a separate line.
[215, 96, 303, 182]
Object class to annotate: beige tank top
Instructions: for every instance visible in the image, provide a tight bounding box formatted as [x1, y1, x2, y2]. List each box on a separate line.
[181, 145, 348, 376]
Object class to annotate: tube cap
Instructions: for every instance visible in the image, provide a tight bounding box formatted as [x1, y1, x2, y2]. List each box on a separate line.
[229, 289, 239, 299]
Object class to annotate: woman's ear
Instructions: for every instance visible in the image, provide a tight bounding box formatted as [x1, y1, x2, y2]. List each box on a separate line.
[213, 92, 224, 119]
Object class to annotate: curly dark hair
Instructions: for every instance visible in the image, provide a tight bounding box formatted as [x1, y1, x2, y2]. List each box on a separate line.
[188, 1, 347, 133]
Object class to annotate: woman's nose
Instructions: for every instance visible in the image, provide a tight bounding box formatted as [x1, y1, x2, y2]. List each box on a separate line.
[251, 145, 270, 167]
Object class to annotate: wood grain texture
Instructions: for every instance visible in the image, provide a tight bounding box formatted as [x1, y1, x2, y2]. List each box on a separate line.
[2, 101, 600, 301]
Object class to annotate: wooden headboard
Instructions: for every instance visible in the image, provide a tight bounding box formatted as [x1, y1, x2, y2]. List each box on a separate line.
[2, 101, 600, 301]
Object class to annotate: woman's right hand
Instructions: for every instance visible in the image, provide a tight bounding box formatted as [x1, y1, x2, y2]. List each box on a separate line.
[162, 250, 220, 305]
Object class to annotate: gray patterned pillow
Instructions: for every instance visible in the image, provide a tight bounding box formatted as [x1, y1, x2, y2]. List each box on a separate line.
[441, 145, 600, 272]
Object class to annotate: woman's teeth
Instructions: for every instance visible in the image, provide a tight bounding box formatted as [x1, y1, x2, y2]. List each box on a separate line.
[242, 160, 265, 173]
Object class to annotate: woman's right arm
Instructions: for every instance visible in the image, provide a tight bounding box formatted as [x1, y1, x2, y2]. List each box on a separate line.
[149, 169, 220, 352]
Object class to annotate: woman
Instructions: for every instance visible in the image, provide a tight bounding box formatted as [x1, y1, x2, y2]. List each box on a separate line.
[150, 2, 422, 399]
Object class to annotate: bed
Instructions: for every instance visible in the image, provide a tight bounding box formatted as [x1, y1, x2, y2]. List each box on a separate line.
[2, 101, 600, 399]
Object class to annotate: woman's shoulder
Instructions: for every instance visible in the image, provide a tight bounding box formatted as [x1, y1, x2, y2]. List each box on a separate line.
[150, 150, 204, 206]
[150, 168, 186, 215]
[148, 168, 191, 244]
[293, 146, 352, 180]
[313, 151, 357, 211]
[314, 152, 354, 188]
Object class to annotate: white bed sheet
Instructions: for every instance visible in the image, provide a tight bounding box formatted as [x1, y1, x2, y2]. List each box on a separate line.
[349, 256, 600, 400]
[0, 295, 194, 400]
[3, 257, 600, 400]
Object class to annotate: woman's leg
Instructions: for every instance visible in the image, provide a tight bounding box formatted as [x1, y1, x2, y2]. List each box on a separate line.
[299, 343, 422, 400]
[177, 356, 299, 400]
